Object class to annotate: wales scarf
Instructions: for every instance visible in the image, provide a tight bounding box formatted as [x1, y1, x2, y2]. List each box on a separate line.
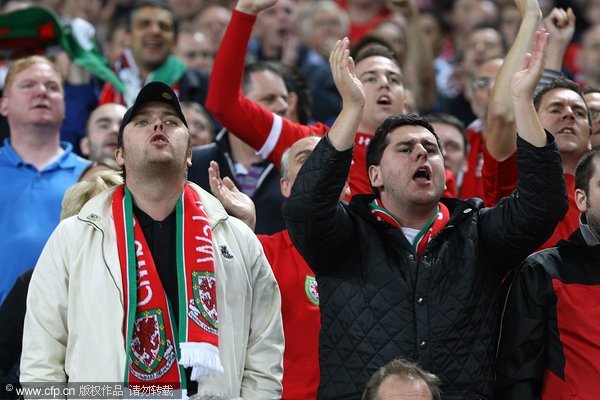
[112, 184, 223, 388]
[99, 49, 187, 106]
[369, 198, 450, 256]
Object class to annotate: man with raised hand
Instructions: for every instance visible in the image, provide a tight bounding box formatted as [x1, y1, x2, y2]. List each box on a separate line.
[206, 0, 405, 199]
[282, 32, 567, 399]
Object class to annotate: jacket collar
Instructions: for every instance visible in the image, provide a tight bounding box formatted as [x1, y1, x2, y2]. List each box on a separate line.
[76, 182, 229, 303]
[350, 194, 481, 228]
[580, 214, 600, 246]
[78, 182, 228, 229]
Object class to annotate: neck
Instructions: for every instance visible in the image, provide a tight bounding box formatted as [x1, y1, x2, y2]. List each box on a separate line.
[380, 195, 439, 229]
[357, 121, 377, 136]
[229, 133, 262, 169]
[561, 153, 584, 176]
[126, 171, 186, 221]
[9, 126, 63, 170]
[131, 53, 155, 82]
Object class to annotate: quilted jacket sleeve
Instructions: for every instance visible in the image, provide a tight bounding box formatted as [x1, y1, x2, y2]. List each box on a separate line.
[478, 131, 568, 274]
[495, 256, 555, 399]
[282, 134, 354, 275]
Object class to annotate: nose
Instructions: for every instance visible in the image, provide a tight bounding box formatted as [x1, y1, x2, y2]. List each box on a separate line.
[153, 121, 164, 132]
[149, 22, 161, 34]
[33, 83, 48, 97]
[274, 97, 289, 117]
[379, 75, 391, 89]
[414, 144, 428, 160]
[562, 107, 576, 120]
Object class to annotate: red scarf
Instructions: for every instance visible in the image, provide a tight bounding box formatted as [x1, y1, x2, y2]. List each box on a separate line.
[112, 184, 223, 388]
[369, 198, 450, 256]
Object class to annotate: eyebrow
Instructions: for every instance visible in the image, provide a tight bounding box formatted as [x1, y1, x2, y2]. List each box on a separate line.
[546, 100, 587, 110]
[394, 138, 438, 147]
[94, 117, 113, 125]
[358, 70, 401, 79]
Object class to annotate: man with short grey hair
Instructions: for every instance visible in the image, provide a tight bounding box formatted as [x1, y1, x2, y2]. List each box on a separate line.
[362, 358, 442, 400]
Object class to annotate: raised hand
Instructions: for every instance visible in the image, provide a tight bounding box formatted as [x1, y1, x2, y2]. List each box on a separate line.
[208, 161, 257, 230]
[511, 29, 549, 103]
[236, 0, 278, 15]
[326, 38, 365, 151]
[543, 7, 576, 46]
[329, 38, 365, 110]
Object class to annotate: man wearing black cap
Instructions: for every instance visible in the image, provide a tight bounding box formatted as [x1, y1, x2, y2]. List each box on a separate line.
[19, 82, 284, 399]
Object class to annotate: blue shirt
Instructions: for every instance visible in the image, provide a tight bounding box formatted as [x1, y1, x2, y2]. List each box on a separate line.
[0, 139, 90, 304]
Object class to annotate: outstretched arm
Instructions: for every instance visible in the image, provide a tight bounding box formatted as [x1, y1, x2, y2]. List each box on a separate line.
[542, 8, 575, 73]
[511, 29, 549, 147]
[327, 38, 366, 151]
[480, 30, 568, 272]
[387, 0, 436, 112]
[485, 0, 542, 161]
[206, 0, 323, 169]
[282, 38, 364, 274]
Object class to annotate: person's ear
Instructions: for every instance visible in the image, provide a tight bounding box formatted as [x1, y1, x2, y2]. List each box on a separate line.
[575, 188, 588, 213]
[0, 97, 8, 117]
[368, 164, 383, 191]
[80, 137, 90, 156]
[115, 147, 124, 167]
[280, 177, 291, 198]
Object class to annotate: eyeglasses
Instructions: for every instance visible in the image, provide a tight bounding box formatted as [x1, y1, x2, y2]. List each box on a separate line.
[589, 108, 600, 119]
[471, 77, 494, 91]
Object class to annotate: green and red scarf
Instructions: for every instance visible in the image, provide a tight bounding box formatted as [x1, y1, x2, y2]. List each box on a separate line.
[369, 198, 450, 256]
[112, 184, 223, 389]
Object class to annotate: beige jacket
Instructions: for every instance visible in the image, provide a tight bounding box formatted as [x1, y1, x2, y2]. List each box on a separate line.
[20, 183, 284, 399]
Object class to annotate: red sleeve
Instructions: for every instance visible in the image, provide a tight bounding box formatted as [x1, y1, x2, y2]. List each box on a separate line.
[206, 9, 324, 169]
[481, 146, 518, 207]
[443, 168, 458, 198]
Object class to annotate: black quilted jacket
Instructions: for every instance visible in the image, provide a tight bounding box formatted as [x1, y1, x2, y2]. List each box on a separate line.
[282, 132, 568, 400]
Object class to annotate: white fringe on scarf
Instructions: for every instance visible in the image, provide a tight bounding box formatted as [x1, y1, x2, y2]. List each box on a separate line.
[179, 342, 224, 381]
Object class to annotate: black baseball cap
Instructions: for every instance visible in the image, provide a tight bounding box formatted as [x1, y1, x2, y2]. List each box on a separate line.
[118, 82, 188, 137]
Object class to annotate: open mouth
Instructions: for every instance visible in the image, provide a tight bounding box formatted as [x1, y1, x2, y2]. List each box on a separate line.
[557, 127, 575, 135]
[150, 133, 169, 145]
[144, 40, 164, 50]
[377, 95, 391, 106]
[413, 166, 431, 182]
[276, 27, 289, 38]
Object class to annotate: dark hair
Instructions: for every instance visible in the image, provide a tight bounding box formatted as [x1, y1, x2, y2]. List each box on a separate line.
[583, 87, 600, 95]
[276, 63, 313, 125]
[128, 0, 179, 38]
[352, 41, 400, 70]
[423, 112, 467, 155]
[534, 78, 592, 133]
[575, 146, 600, 195]
[242, 61, 285, 94]
[362, 358, 442, 400]
[366, 114, 441, 194]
